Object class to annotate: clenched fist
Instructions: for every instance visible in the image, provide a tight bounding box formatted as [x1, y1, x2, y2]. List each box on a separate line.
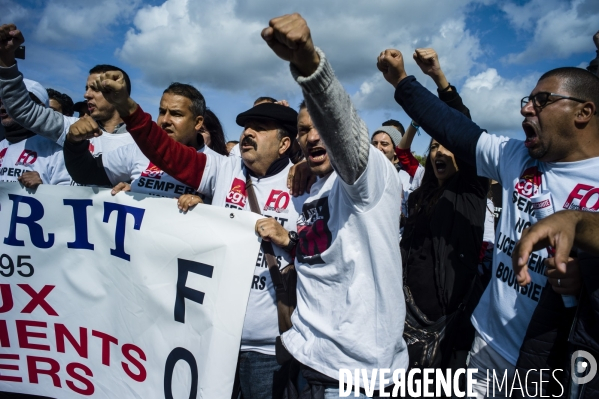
[377, 49, 407, 88]
[90, 71, 138, 118]
[413, 48, 450, 90]
[261, 13, 320, 77]
[67, 114, 102, 143]
[0, 24, 24, 67]
[18, 171, 42, 189]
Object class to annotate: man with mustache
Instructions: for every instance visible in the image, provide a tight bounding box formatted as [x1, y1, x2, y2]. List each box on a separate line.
[377, 47, 599, 398]
[0, 24, 133, 158]
[76, 67, 307, 399]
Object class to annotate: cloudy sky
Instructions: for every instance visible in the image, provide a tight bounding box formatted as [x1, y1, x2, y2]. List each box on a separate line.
[4, 0, 598, 154]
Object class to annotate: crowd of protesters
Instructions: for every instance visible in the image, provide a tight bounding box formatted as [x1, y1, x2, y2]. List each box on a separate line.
[0, 15, 598, 399]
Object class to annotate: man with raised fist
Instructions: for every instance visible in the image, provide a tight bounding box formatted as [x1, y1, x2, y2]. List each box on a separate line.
[260, 13, 407, 397]
[377, 47, 599, 398]
[0, 24, 133, 157]
[82, 60, 308, 399]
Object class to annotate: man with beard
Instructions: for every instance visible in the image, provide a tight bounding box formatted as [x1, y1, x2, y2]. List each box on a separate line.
[377, 47, 599, 398]
[72, 68, 308, 399]
[0, 78, 70, 187]
[0, 24, 133, 157]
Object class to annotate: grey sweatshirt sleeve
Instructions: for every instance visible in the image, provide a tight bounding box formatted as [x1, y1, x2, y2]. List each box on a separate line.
[0, 63, 75, 146]
[290, 48, 369, 185]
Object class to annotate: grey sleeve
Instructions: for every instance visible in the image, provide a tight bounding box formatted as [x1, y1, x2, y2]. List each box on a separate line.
[0, 63, 75, 146]
[291, 48, 369, 185]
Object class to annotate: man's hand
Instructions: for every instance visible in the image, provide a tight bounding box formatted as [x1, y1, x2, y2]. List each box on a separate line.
[0, 24, 24, 68]
[287, 158, 315, 197]
[177, 194, 203, 212]
[261, 13, 320, 77]
[111, 182, 131, 196]
[18, 171, 42, 189]
[377, 49, 407, 88]
[255, 218, 290, 247]
[546, 257, 581, 295]
[413, 48, 449, 89]
[594, 30, 599, 50]
[67, 115, 103, 143]
[90, 71, 138, 118]
[512, 211, 580, 286]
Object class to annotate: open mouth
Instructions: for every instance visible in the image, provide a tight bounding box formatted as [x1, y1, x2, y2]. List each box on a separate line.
[522, 121, 539, 148]
[308, 147, 327, 163]
[434, 159, 447, 173]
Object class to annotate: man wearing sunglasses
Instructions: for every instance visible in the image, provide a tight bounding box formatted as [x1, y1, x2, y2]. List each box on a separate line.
[378, 49, 599, 398]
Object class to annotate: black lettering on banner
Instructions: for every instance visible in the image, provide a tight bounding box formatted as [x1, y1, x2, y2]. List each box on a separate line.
[154, 180, 165, 191]
[137, 177, 146, 187]
[174, 259, 214, 323]
[164, 347, 198, 399]
[144, 178, 154, 189]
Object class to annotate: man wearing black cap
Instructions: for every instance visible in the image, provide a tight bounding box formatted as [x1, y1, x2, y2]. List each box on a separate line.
[81, 69, 308, 398]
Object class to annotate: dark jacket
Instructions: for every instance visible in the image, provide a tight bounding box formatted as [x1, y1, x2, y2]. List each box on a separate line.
[400, 87, 489, 363]
[515, 252, 599, 399]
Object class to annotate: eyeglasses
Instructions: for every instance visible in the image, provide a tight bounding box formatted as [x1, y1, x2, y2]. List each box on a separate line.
[521, 92, 587, 109]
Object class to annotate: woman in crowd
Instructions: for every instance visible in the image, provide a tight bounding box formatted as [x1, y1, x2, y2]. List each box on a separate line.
[399, 49, 489, 374]
[200, 108, 229, 156]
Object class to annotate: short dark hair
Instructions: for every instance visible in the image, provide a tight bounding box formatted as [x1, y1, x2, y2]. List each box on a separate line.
[46, 88, 74, 116]
[254, 96, 277, 106]
[163, 82, 206, 118]
[382, 119, 405, 135]
[538, 67, 599, 113]
[227, 140, 239, 145]
[89, 64, 132, 95]
[202, 108, 228, 156]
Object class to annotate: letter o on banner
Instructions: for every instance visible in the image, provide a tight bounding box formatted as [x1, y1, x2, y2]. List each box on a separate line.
[164, 347, 198, 399]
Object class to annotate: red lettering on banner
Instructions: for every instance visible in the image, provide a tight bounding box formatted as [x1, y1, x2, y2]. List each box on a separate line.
[16, 150, 38, 166]
[16, 320, 50, 351]
[0, 354, 22, 382]
[18, 284, 58, 316]
[66, 362, 95, 396]
[27, 356, 61, 387]
[0, 284, 14, 313]
[92, 330, 118, 366]
[56, 324, 88, 358]
[0, 320, 10, 347]
[121, 343, 147, 382]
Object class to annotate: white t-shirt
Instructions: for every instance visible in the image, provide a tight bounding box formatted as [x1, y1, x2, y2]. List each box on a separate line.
[199, 154, 307, 355]
[102, 143, 217, 198]
[57, 116, 134, 155]
[282, 147, 409, 389]
[472, 132, 599, 364]
[483, 198, 495, 244]
[0, 136, 71, 185]
[398, 164, 424, 217]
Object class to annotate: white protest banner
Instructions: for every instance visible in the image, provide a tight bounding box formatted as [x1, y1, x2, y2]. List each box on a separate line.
[0, 183, 261, 398]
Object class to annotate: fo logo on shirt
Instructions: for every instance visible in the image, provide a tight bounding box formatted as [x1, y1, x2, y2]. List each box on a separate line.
[226, 178, 247, 208]
[141, 162, 164, 179]
[515, 166, 542, 198]
[264, 190, 290, 213]
[563, 184, 599, 211]
[0, 148, 7, 168]
[15, 149, 37, 166]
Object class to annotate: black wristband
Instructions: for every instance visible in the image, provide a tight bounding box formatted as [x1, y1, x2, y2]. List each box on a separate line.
[439, 82, 452, 92]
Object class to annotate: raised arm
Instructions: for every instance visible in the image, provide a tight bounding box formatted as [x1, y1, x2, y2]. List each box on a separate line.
[377, 49, 483, 167]
[262, 14, 369, 185]
[63, 115, 112, 186]
[0, 24, 74, 145]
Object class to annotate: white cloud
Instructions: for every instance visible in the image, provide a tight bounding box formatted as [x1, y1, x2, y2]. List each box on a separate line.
[460, 68, 537, 134]
[34, 0, 141, 45]
[117, 0, 488, 95]
[1, 0, 28, 23]
[502, 0, 598, 64]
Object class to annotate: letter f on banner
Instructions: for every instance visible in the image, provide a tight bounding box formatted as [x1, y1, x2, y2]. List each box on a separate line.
[174, 259, 214, 323]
